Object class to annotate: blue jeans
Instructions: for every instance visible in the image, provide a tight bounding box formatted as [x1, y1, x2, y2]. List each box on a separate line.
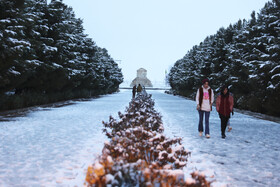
[198, 110, 210, 135]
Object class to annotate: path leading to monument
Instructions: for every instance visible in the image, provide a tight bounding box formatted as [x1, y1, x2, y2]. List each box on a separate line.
[0, 90, 279, 186]
[152, 91, 280, 187]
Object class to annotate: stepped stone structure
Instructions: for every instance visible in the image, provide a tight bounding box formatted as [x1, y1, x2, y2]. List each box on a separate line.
[130, 68, 153, 87]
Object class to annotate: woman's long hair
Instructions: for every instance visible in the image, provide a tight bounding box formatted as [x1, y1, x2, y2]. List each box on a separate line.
[220, 85, 229, 97]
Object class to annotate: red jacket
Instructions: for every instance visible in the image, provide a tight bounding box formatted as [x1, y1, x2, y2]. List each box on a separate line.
[216, 93, 234, 117]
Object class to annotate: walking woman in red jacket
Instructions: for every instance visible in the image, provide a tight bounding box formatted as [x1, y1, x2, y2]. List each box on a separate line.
[216, 85, 234, 139]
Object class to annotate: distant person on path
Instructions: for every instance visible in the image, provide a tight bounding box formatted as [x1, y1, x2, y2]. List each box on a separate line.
[216, 85, 234, 139]
[196, 78, 214, 139]
[132, 85, 137, 99]
[137, 84, 142, 94]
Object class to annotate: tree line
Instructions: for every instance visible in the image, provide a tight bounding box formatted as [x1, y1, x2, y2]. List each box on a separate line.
[0, 0, 123, 110]
[168, 0, 280, 116]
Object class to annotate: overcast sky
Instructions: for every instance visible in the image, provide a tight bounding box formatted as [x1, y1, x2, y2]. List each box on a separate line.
[61, 0, 269, 85]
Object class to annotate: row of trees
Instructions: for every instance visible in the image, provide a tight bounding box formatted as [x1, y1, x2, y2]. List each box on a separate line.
[168, 0, 280, 116]
[0, 0, 123, 110]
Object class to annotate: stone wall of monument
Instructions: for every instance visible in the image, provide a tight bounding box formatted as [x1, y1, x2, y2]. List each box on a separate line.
[130, 68, 153, 87]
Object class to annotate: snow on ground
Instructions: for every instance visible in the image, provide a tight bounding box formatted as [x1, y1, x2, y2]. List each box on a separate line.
[151, 90, 280, 187]
[0, 89, 279, 187]
[0, 90, 131, 187]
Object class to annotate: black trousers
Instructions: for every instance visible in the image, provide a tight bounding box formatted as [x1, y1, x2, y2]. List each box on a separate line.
[219, 114, 229, 136]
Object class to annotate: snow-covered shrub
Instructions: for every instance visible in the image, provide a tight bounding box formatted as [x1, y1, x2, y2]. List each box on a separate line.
[103, 93, 164, 138]
[86, 92, 211, 187]
[103, 126, 188, 167]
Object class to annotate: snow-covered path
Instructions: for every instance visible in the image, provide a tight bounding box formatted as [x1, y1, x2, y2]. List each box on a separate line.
[0, 90, 279, 187]
[152, 91, 280, 187]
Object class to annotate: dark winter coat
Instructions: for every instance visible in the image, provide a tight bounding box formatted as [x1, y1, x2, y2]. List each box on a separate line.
[216, 93, 234, 117]
[132, 86, 137, 94]
[137, 85, 142, 93]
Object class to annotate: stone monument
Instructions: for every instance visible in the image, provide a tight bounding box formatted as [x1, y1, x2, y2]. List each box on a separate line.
[130, 68, 153, 87]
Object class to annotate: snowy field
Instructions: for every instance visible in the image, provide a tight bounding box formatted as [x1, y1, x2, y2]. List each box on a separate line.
[0, 90, 131, 187]
[0, 89, 279, 186]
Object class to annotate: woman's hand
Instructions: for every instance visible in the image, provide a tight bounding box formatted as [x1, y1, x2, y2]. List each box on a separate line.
[196, 104, 200, 110]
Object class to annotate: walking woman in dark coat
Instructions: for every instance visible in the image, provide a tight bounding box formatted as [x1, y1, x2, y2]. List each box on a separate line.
[132, 85, 137, 99]
[216, 85, 234, 139]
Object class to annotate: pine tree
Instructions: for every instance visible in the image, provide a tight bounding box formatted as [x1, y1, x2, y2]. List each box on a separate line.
[0, 0, 30, 93]
[168, 1, 280, 115]
[15, 0, 57, 94]
[258, 0, 280, 115]
[0, 0, 123, 110]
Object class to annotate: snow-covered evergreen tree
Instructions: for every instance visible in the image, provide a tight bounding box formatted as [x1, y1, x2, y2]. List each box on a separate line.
[0, 0, 123, 110]
[0, 0, 30, 93]
[168, 0, 280, 116]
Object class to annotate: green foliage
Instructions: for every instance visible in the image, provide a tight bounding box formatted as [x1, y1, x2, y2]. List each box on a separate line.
[0, 0, 123, 110]
[168, 1, 280, 116]
[0, 89, 102, 111]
